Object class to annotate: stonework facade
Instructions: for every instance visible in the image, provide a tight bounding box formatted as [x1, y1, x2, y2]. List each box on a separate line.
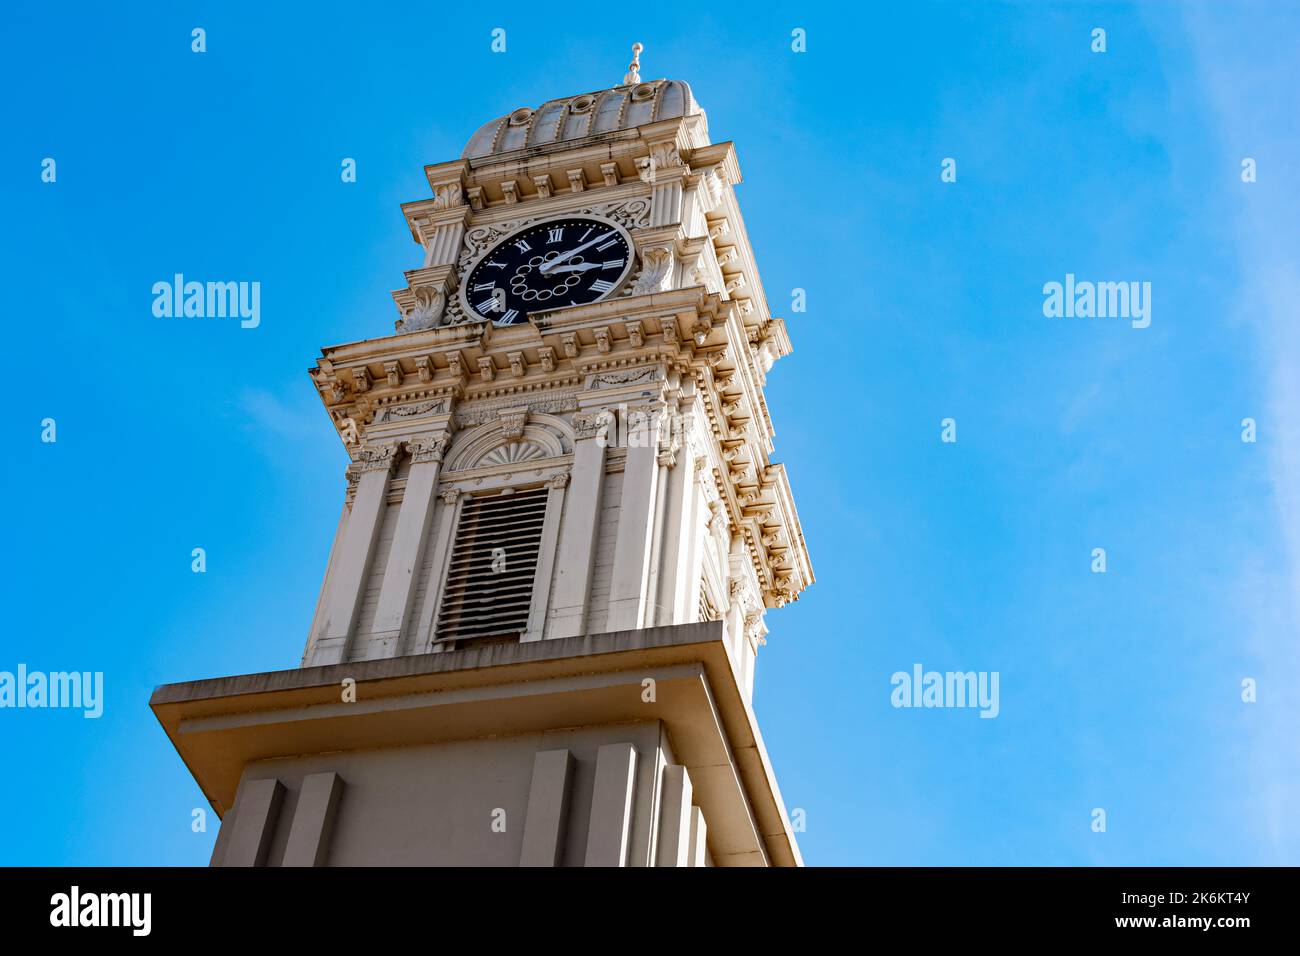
[152, 64, 813, 867]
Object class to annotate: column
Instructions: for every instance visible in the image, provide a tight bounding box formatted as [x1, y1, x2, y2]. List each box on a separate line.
[369, 433, 450, 658]
[409, 489, 463, 652]
[548, 411, 609, 639]
[605, 405, 663, 633]
[643, 441, 673, 628]
[661, 443, 699, 626]
[307, 441, 399, 666]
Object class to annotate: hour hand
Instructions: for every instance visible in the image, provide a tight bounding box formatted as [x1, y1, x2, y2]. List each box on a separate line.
[547, 262, 601, 274]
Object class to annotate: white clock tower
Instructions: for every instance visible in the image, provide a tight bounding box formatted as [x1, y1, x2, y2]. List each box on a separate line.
[153, 46, 813, 867]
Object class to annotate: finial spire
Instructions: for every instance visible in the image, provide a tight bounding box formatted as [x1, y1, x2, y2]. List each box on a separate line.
[623, 42, 643, 85]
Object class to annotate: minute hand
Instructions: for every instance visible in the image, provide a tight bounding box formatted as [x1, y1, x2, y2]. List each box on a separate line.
[539, 231, 614, 274]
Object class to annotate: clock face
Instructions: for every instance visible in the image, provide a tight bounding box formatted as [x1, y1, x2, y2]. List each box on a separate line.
[463, 217, 634, 326]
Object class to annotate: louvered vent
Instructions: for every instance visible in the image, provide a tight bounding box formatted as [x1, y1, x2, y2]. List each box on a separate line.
[699, 583, 718, 623]
[434, 486, 548, 647]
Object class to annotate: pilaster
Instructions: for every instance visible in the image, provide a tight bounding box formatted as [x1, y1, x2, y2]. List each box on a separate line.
[547, 411, 608, 639]
[524, 473, 569, 642]
[411, 488, 464, 652]
[605, 404, 664, 632]
[367, 431, 452, 658]
[308, 441, 400, 666]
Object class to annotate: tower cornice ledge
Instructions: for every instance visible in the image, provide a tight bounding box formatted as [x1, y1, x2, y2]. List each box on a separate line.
[150, 620, 801, 867]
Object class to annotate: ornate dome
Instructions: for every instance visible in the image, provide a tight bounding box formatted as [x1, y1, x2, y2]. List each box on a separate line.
[461, 79, 703, 160]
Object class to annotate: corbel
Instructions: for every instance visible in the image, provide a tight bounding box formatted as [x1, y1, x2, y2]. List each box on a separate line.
[532, 174, 553, 199]
[722, 399, 749, 421]
[445, 350, 468, 384]
[352, 367, 372, 393]
[477, 357, 496, 382]
[567, 169, 586, 193]
[384, 361, 403, 388]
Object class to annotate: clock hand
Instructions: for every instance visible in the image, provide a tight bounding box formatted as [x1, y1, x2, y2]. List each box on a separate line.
[547, 262, 602, 274]
[539, 231, 614, 274]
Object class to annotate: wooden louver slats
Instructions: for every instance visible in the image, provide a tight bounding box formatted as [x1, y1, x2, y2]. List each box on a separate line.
[434, 486, 548, 645]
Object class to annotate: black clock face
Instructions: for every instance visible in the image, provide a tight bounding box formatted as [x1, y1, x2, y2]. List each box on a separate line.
[464, 217, 633, 325]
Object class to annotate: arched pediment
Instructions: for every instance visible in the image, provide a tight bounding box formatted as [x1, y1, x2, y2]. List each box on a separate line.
[445, 412, 573, 473]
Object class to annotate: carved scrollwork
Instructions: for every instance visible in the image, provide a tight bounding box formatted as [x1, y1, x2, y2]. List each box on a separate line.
[396, 286, 446, 334]
[639, 142, 683, 185]
[631, 245, 675, 295]
[431, 182, 464, 209]
[498, 407, 528, 441]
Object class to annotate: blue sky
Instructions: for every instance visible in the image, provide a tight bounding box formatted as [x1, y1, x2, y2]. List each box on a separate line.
[2, 0, 1298, 866]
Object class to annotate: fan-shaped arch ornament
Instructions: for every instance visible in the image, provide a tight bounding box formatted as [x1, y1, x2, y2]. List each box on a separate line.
[480, 441, 548, 466]
[445, 414, 573, 473]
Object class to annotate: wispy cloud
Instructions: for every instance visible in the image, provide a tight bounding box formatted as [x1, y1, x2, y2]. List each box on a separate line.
[1179, 3, 1300, 860]
[236, 383, 342, 468]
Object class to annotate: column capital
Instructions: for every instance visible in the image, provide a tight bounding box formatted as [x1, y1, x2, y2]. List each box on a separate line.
[406, 433, 451, 465]
[573, 410, 614, 441]
[353, 440, 401, 474]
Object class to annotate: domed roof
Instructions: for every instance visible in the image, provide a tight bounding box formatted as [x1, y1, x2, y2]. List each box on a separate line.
[462, 79, 703, 160]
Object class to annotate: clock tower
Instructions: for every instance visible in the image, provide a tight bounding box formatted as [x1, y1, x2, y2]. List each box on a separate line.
[152, 46, 813, 867]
